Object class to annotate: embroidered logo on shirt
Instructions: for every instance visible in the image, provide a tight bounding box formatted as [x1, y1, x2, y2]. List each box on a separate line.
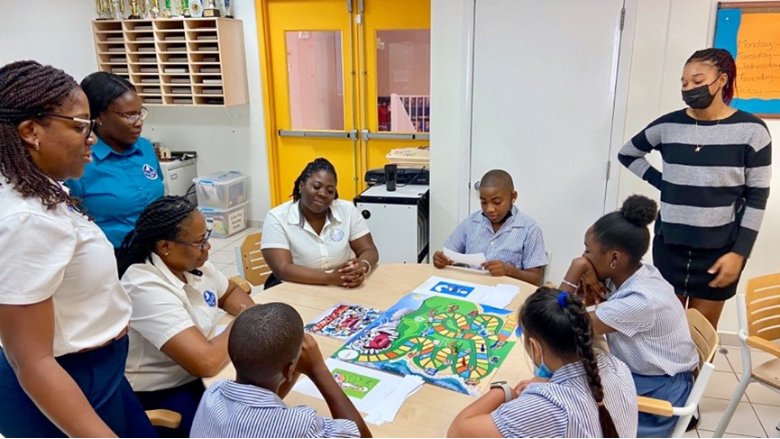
[203, 290, 217, 307]
[331, 228, 345, 242]
[142, 163, 158, 180]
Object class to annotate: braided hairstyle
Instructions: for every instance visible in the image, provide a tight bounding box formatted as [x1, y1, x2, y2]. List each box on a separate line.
[116, 195, 197, 277]
[591, 194, 657, 265]
[291, 157, 338, 201]
[519, 287, 619, 438]
[686, 48, 737, 104]
[0, 60, 80, 210]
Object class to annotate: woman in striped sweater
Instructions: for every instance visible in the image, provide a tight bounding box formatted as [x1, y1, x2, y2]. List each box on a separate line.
[618, 48, 772, 329]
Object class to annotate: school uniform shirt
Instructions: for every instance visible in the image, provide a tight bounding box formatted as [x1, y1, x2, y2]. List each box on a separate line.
[190, 380, 360, 438]
[261, 199, 371, 271]
[0, 180, 131, 356]
[122, 253, 229, 392]
[65, 136, 164, 247]
[444, 205, 548, 269]
[491, 353, 638, 438]
[595, 263, 699, 376]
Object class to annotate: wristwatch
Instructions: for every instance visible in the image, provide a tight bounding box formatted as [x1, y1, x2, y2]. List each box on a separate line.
[490, 380, 513, 403]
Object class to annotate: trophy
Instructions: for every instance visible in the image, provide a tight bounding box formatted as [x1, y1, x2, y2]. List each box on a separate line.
[223, 0, 233, 18]
[95, 0, 110, 19]
[190, 0, 204, 17]
[203, 0, 220, 17]
[128, 0, 141, 19]
[111, 0, 125, 20]
[165, 0, 179, 17]
[181, 0, 191, 17]
[148, 0, 161, 18]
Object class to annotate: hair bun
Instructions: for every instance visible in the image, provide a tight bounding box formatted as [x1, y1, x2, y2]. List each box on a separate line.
[620, 195, 657, 227]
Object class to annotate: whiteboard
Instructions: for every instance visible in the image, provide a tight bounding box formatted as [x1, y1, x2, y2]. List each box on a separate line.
[469, 0, 626, 283]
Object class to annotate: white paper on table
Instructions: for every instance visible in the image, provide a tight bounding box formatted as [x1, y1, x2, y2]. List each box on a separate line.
[413, 276, 518, 308]
[443, 247, 487, 268]
[292, 358, 424, 425]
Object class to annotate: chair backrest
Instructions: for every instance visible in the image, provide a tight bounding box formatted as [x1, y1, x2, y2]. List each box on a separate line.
[744, 273, 780, 342]
[686, 308, 719, 367]
[239, 232, 272, 286]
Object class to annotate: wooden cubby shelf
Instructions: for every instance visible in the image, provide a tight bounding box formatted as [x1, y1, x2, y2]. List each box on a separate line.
[92, 18, 248, 107]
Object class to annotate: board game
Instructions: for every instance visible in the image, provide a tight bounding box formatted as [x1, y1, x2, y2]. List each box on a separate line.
[305, 304, 382, 339]
[333, 293, 518, 396]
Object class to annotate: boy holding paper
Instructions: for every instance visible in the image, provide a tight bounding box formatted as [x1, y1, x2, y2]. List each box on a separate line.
[433, 169, 548, 285]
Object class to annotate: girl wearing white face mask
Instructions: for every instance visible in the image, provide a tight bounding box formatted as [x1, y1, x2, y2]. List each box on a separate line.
[447, 288, 638, 438]
[618, 48, 772, 331]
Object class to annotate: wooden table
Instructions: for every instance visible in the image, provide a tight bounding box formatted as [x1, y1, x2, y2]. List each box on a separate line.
[207, 264, 537, 437]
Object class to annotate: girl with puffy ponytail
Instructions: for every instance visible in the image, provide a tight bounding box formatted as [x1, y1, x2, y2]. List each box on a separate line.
[560, 195, 699, 437]
[448, 288, 638, 438]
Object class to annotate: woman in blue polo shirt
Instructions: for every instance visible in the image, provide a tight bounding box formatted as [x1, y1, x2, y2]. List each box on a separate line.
[65, 72, 163, 249]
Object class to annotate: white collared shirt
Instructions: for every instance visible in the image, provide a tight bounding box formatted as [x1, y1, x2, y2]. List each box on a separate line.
[0, 181, 131, 356]
[261, 199, 371, 271]
[122, 253, 229, 391]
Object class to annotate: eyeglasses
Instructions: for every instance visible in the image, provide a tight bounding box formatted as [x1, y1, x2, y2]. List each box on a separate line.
[173, 229, 212, 250]
[36, 113, 96, 138]
[107, 106, 149, 124]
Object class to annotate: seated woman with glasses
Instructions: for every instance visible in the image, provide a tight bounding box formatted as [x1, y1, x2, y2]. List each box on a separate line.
[65, 71, 163, 250]
[117, 196, 256, 438]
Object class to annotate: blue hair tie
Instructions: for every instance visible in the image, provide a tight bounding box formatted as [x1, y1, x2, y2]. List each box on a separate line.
[557, 291, 569, 309]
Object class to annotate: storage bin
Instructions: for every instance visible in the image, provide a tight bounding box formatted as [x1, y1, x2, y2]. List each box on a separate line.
[199, 202, 248, 238]
[193, 171, 248, 209]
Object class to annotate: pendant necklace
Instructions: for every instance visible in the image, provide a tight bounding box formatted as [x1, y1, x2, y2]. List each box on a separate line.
[694, 107, 728, 153]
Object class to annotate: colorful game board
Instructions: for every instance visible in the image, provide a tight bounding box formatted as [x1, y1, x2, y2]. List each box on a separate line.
[305, 304, 382, 339]
[333, 293, 518, 396]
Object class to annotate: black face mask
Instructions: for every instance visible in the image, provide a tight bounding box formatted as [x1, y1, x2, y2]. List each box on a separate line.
[682, 80, 721, 109]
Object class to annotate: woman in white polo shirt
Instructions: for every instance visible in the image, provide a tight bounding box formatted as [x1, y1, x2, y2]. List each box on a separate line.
[0, 61, 155, 437]
[261, 157, 379, 289]
[117, 195, 256, 437]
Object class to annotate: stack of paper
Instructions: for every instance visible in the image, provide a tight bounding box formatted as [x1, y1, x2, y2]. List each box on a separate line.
[293, 358, 424, 425]
[413, 275, 520, 308]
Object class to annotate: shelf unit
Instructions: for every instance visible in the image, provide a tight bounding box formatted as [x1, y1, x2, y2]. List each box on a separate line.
[92, 18, 248, 106]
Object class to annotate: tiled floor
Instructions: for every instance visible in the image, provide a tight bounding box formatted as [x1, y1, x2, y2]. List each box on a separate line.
[212, 226, 780, 438]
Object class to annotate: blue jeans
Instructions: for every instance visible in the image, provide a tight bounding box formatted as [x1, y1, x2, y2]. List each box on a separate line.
[633, 371, 694, 437]
[0, 336, 156, 438]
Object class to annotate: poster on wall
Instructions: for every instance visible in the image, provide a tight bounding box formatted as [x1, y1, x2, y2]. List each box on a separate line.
[714, 3, 780, 117]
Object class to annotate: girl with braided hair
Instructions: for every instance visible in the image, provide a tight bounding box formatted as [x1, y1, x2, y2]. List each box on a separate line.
[261, 157, 379, 289]
[448, 288, 638, 437]
[117, 196, 256, 437]
[560, 195, 698, 437]
[0, 61, 155, 436]
[618, 48, 772, 330]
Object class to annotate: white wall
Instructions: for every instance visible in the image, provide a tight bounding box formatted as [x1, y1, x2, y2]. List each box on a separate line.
[0, 0, 271, 222]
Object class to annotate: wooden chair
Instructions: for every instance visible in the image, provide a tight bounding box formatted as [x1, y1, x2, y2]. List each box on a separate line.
[146, 409, 181, 429]
[713, 273, 780, 437]
[233, 232, 272, 287]
[637, 308, 719, 438]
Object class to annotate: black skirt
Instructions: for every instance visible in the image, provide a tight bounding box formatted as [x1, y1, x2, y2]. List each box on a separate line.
[652, 234, 744, 301]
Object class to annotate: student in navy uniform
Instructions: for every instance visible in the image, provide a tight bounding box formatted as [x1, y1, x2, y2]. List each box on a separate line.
[618, 48, 772, 329]
[560, 195, 698, 437]
[117, 196, 256, 437]
[448, 288, 638, 437]
[191, 303, 372, 438]
[433, 169, 548, 285]
[65, 71, 164, 249]
[0, 61, 155, 437]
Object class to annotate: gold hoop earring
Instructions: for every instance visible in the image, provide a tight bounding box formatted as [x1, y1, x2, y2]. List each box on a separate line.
[33, 140, 40, 151]
[610, 261, 616, 269]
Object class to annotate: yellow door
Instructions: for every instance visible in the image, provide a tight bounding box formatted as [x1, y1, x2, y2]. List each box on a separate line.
[258, 0, 430, 205]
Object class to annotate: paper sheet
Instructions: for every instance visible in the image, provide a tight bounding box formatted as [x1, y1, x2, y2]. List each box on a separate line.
[412, 276, 520, 308]
[443, 247, 487, 268]
[293, 358, 424, 425]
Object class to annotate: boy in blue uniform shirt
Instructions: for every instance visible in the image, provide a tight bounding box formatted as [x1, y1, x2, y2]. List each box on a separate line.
[191, 303, 371, 438]
[433, 169, 548, 285]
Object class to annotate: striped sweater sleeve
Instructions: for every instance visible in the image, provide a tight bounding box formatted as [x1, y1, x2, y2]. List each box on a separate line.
[618, 119, 665, 190]
[733, 124, 772, 257]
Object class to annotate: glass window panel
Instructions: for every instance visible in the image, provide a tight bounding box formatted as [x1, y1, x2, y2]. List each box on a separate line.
[376, 29, 430, 132]
[286, 31, 344, 130]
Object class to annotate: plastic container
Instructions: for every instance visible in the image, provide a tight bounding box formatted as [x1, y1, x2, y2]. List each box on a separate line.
[199, 202, 248, 238]
[193, 171, 249, 209]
